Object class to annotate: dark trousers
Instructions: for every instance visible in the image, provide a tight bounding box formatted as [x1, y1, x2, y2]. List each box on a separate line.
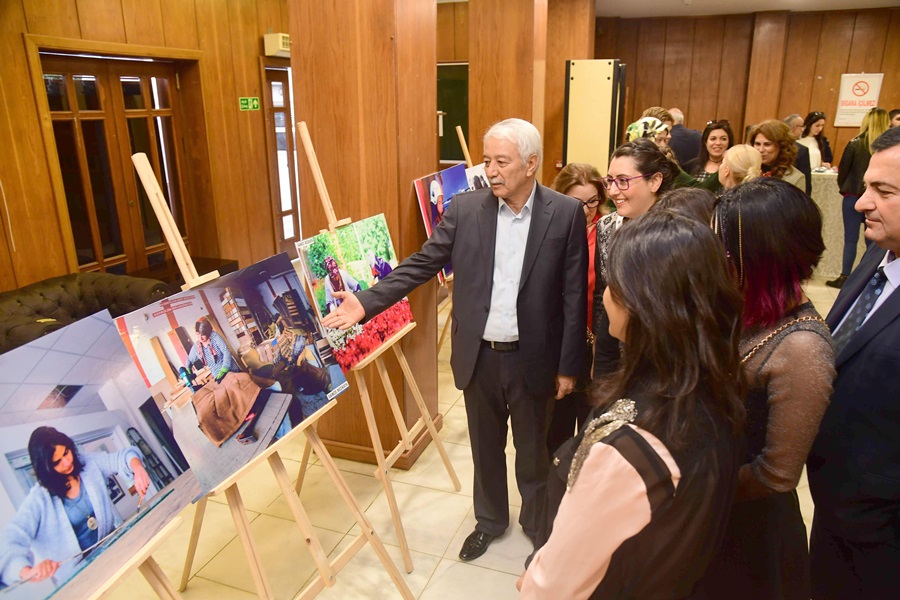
[841, 194, 870, 275]
[810, 516, 900, 600]
[464, 345, 553, 539]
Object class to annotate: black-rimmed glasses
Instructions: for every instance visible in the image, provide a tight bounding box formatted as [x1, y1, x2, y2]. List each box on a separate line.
[578, 197, 601, 207]
[601, 174, 655, 191]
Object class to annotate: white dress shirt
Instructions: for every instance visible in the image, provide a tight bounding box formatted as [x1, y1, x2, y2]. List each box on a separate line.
[482, 183, 536, 342]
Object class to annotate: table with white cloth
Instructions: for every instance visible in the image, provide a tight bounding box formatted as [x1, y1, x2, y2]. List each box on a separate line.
[810, 172, 867, 279]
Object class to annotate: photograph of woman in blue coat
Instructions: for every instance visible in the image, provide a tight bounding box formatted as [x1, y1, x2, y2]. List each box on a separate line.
[0, 427, 151, 587]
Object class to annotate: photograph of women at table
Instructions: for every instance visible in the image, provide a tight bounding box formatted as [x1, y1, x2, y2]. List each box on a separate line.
[0, 427, 150, 589]
[116, 253, 348, 494]
[0, 311, 187, 598]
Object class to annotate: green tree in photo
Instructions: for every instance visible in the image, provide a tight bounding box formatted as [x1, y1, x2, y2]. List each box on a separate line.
[336, 225, 362, 263]
[355, 215, 396, 263]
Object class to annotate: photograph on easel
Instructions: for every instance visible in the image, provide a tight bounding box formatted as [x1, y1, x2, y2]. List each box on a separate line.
[0, 312, 189, 598]
[295, 214, 413, 371]
[411, 163, 488, 282]
[115, 253, 349, 494]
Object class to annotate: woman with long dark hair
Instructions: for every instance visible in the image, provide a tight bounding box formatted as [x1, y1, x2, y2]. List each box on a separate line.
[684, 120, 735, 182]
[797, 111, 833, 169]
[699, 178, 835, 599]
[0, 427, 151, 586]
[520, 210, 745, 598]
[592, 138, 679, 380]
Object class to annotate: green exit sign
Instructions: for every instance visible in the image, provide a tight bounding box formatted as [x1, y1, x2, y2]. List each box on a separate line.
[239, 97, 260, 111]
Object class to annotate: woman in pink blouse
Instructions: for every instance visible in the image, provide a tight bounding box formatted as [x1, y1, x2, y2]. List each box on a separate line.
[520, 210, 745, 599]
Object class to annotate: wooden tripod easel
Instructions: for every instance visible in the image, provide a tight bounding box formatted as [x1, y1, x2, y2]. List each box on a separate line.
[435, 126, 473, 353]
[131, 153, 414, 600]
[294, 122, 462, 573]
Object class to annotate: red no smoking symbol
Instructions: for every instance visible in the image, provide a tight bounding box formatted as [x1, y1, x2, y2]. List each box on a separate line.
[853, 81, 869, 96]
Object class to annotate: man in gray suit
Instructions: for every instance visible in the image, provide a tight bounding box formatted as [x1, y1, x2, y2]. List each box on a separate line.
[323, 118, 587, 561]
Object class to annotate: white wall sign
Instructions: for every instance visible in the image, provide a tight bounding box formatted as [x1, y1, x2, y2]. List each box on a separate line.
[835, 73, 884, 127]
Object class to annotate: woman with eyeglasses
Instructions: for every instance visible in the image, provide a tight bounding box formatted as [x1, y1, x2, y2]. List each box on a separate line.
[520, 210, 745, 599]
[591, 138, 679, 381]
[683, 120, 735, 182]
[545, 163, 607, 453]
[747, 120, 805, 191]
[698, 178, 835, 600]
[797, 112, 833, 169]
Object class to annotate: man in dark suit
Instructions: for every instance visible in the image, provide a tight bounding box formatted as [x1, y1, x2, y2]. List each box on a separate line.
[784, 113, 813, 194]
[323, 118, 588, 561]
[667, 107, 701, 165]
[807, 126, 900, 599]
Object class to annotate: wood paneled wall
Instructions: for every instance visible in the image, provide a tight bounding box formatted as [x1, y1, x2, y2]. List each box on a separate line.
[0, 0, 290, 292]
[468, 0, 548, 165]
[543, 0, 596, 184]
[597, 8, 900, 162]
[437, 1, 468, 63]
[289, 0, 439, 460]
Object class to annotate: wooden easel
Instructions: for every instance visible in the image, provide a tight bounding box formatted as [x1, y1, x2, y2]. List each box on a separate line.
[90, 517, 184, 600]
[295, 122, 462, 573]
[435, 126, 473, 353]
[131, 153, 414, 600]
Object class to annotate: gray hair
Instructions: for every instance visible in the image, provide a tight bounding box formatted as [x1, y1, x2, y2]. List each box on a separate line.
[668, 108, 685, 124]
[783, 113, 802, 125]
[484, 118, 542, 168]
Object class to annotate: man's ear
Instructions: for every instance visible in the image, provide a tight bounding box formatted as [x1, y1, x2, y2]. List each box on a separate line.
[525, 154, 539, 177]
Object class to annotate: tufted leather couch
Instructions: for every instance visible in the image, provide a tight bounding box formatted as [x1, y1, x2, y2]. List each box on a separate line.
[0, 272, 170, 354]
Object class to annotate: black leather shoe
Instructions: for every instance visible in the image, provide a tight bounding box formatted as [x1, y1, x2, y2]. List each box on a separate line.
[826, 274, 848, 289]
[458, 530, 495, 561]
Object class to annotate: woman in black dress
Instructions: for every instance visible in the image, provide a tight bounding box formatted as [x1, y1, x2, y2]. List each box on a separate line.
[699, 178, 836, 599]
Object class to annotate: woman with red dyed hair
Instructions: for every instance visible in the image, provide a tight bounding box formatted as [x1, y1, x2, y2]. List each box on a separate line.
[699, 178, 836, 599]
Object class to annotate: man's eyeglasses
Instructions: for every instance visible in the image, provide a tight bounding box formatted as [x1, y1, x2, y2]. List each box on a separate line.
[601, 174, 655, 191]
[578, 197, 601, 207]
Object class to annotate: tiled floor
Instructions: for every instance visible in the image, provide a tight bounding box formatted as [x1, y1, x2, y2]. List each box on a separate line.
[107, 280, 839, 599]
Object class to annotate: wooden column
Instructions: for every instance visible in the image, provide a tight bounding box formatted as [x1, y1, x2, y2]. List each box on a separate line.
[743, 12, 789, 130]
[288, 1, 439, 467]
[468, 0, 549, 175]
[543, 0, 596, 183]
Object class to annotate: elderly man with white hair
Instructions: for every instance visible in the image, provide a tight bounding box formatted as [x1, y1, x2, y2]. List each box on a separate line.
[323, 118, 587, 562]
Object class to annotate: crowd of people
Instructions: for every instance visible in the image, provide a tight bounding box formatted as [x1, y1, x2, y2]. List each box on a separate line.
[322, 108, 900, 599]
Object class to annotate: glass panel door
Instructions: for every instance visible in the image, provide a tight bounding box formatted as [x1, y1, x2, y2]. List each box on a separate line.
[265, 68, 301, 254]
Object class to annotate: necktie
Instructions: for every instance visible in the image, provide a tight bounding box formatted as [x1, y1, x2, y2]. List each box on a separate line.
[833, 267, 887, 355]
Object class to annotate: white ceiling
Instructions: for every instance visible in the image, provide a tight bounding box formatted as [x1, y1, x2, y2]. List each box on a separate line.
[596, 0, 899, 19]
[436, 1, 899, 19]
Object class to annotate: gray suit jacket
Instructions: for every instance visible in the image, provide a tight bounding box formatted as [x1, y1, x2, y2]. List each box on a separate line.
[357, 184, 588, 395]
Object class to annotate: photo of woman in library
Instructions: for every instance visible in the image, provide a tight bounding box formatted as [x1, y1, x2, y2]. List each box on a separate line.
[0, 427, 151, 588]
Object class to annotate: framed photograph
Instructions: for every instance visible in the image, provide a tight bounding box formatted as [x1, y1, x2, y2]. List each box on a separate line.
[296, 214, 414, 371]
[115, 253, 349, 494]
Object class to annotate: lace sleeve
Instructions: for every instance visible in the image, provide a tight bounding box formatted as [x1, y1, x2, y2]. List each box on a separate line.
[737, 328, 835, 502]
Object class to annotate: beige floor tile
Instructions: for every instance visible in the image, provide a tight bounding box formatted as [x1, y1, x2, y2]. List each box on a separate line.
[263, 463, 385, 534]
[151, 499, 243, 580]
[438, 404, 470, 446]
[105, 570, 258, 600]
[444, 506, 533, 576]
[329, 455, 383, 478]
[390, 440, 474, 495]
[353, 481, 473, 557]
[437, 370, 463, 408]
[206, 455, 303, 514]
[420, 559, 521, 600]
[196, 514, 343, 598]
[306, 535, 440, 599]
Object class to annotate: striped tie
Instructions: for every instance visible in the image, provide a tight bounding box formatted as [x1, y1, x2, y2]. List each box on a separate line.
[832, 267, 887, 355]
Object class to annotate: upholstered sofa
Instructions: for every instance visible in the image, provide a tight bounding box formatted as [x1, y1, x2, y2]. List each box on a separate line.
[0, 272, 170, 354]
